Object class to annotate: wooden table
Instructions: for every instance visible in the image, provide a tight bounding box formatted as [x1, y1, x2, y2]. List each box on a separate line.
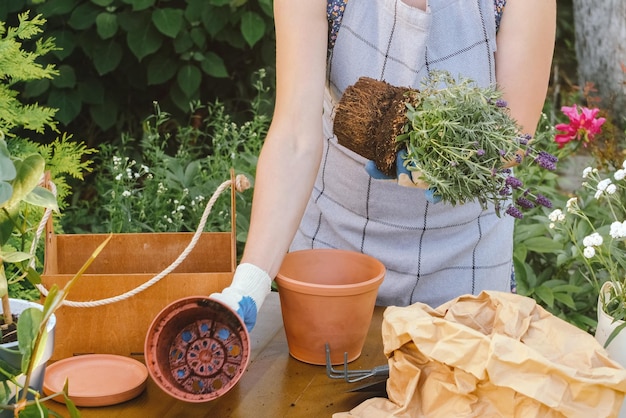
[45, 292, 389, 417]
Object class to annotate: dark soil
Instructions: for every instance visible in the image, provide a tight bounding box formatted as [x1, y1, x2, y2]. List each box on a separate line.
[1, 314, 20, 344]
[334, 77, 411, 176]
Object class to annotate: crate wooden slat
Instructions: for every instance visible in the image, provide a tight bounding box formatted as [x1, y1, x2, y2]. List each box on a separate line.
[41, 175, 238, 361]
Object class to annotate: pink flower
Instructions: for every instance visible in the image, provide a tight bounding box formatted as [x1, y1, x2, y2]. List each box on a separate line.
[554, 105, 606, 148]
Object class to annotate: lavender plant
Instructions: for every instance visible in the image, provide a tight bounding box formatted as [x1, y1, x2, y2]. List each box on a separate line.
[399, 71, 557, 218]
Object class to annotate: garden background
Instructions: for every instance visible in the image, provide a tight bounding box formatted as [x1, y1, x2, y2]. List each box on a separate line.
[1, 0, 625, 335]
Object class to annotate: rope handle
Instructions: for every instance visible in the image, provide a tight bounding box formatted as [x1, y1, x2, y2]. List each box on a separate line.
[32, 171, 251, 308]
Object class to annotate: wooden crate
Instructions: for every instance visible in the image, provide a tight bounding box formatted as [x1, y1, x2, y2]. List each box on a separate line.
[41, 176, 238, 361]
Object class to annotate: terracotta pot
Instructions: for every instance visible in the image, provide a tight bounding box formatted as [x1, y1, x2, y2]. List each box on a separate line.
[275, 249, 385, 365]
[144, 297, 250, 403]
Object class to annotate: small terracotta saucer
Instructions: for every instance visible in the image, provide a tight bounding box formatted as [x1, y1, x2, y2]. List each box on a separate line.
[43, 354, 148, 407]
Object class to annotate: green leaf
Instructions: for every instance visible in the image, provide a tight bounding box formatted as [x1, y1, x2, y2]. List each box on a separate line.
[201, 6, 229, 37]
[37, 0, 75, 16]
[0, 251, 33, 263]
[51, 65, 76, 89]
[190, 27, 207, 48]
[123, 0, 156, 11]
[92, 0, 115, 6]
[89, 99, 119, 131]
[177, 64, 201, 97]
[534, 285, 555, 308]
[241, 11, 265, 47]
[96, 12, 119, 39]
[3, 154, 45, 209]
[185, 0, 206, 23]
[23, 79, 51, 98]
[25, 266, 41, 285]
[183, 161, 201, 187]
[49, 29, 77, 60]
[68, 2, 100, 30]
[169, 83, 198, 113]
[258, 0, 273, 16]
[173, 31, 194, 54]
[0, 0, 26, 22]
[553, 293, 576, 309]
[147, 56, 178, 85]
[0, 183, 12, 206]
[127, 24, 163, 61]
[0, 142, 16, 182]
[201, 52, 228, 78]
[47, 88, 82, 125]
[93, 40, 123, 75]
[152, 8, 184, 39]
[17, 307, 43, 372]
[23, 185, 60, 212]
[521, 236, 563, 253]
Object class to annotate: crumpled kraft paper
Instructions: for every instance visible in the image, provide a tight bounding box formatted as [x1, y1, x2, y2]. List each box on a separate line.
[334, 291, 626, 418]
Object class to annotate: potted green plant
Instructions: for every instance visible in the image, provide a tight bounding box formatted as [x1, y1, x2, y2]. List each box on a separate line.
[0, 12, 102, 417]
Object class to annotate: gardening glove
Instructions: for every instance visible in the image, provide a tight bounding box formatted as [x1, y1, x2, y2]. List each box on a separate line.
[210, 263, 272, 332]
[365, 149, 442, 204]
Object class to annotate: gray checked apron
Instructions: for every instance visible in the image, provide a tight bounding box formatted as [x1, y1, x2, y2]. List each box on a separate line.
[290, 0, 515, 308]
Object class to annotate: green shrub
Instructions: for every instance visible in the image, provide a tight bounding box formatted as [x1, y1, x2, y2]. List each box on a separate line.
[63, 70, 271, 258]
[0, 0, 275, 142]
[0, 11, 94, 300]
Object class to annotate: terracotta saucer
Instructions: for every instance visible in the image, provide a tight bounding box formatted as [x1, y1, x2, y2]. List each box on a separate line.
[43, 354, 148, 407]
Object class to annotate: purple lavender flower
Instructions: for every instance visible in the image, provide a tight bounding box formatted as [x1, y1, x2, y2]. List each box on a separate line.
[505, 176, 523, 189]
[505, 205, 524, 219]
[535, 194, 552, 208]
[515, 197, 535, 209]
[495, 99, 508, 108]
[476, 149, 485, 156]
[518, 134, 531, 145]
[534, 151, 558, 171]
[499, 187, 511, 196]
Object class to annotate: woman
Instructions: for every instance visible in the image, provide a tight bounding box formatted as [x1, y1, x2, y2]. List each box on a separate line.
[212, 0, 556, 330]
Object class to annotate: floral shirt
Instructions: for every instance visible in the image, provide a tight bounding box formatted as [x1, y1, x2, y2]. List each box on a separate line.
[328, 0, 507, 52]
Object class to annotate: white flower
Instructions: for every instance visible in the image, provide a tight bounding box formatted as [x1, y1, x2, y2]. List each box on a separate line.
[583, 246, 596, 258]
[606, 184, 617, 194]
[565, 197, 578, 213]
[610, 221, 626, 239]
[582, 166, 593, 178]
[549, 222, 556, 229]
[594, 189, 603, 199]
[582, 232, 603, 247]
[548, 209, 565, 222]
[115, 173, 123, 181]
[597, 178, 612, 191]
[122, 190, 131, 197]
[623, 160, 626, 169]
[615, 169, 626, 181]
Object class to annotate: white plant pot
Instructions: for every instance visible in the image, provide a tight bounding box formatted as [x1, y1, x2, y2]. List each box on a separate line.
[595, 281, 626, 418]
[0, 299, 56, 400]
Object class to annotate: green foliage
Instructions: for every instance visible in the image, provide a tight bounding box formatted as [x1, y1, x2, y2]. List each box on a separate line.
[0, 11, 58, 135]
[513, 112, 608, 334]
[63, 71, 271, 257]
[0, 0, 276, 141]
[0, 12, 95, 303]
